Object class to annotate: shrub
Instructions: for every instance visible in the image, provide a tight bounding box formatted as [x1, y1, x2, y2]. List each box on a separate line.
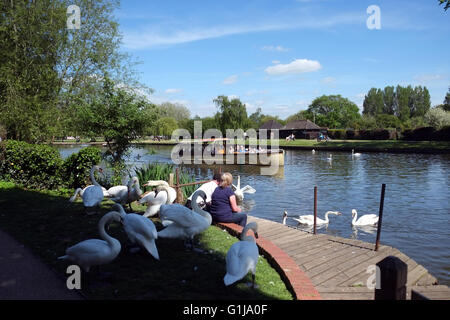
[0, 140, 63, 189]
[432, 125, 450, 141]
[327, 129, 346, 139]
[401, 127, 435, 141]
[62, 146, 102, 188]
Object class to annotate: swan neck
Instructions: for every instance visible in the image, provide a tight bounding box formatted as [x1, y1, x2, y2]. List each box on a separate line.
[240, 224, 256, 242]
[352, 212, 357, 224]
[99, 213, 116, 245]
[90, 167, 100, 187]
[192, 193, 212, 225]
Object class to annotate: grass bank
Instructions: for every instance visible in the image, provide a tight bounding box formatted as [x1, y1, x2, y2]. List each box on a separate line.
[0, 181, 293, 300]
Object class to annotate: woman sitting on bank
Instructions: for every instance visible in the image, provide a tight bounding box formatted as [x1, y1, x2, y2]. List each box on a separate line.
[209, 172, 247, 227]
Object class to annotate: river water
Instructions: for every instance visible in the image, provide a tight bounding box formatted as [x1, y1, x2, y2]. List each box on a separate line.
[58, 144, 450, 286]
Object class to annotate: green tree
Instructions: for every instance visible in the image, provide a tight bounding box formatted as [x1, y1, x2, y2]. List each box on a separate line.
[155, 117, 178, 137]
[424, 108, 450, 129]
[443, 87, 450, 111]
[158, 102, 191, 123]
[363, 88, 384, 116]
[439, 0, 450, 11]
[285, 110, 313, 123]
[410, 86, 431, 118]
[307, 95, 361, 129]
[375, 114, 402, 129]
[213, 95, 248, 133]
[382, 86, 396, 115]
[395, 85, 412, 121]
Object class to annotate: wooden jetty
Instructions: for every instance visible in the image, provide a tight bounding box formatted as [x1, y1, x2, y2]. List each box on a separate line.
[246, 216, 450, 300]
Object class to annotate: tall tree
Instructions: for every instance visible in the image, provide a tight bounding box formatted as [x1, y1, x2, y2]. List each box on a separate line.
[363, 88, 384, 116]
[395, 85, 412, 121]
[382, 86, 396, 115]
[307, 95, 361, 129]
[158, 102, 191, 123]
[443, 87, 450, 111]
[213, 95, 248, 133]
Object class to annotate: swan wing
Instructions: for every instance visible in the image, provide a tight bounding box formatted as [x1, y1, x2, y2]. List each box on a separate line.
[139, 191, 167, 206]
[106, 185, 127, 198]
[82, 185, 104, 207]
[224, 241, 258, 286]
[124, 214, 158, 240]
[358, 214, 379, 225]
[159, 204, 205, 228]
[241, 185, 256, 194]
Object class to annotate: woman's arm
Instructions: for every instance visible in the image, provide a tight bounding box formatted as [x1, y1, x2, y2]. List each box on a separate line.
[229, 195, 241, 213]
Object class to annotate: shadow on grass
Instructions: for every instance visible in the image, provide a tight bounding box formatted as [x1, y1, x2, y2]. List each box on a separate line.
[0, 184, 292, 300]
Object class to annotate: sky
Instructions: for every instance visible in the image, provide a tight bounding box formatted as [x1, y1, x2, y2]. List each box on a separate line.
[115, 0, 450, 119]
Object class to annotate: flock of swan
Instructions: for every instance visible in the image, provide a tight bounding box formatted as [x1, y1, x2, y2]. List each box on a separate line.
[310, 148, 362, 164]
[282, 208, 379, 227]
[61, 166, 259, 287]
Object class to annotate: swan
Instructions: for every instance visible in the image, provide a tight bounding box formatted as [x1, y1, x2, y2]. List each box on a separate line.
[312, 149, 316, 154]
[143, 180, 176, 204]
[326, 154, 332, 162]
[292, 210, 342, 226]
[69, 186, 109, 202]
[351, 209, 379, 226]
[112, 204, 159, 260]
[232, 176, 256, 204]
[139, 183, 176, 218]
[58, 211, 122, 272]
[157, 190, 211, 248]
[352, 149, 361, 157]
[69, 165, 105, 214]
[107, 177, 143, 210]
[224, 222, 259, 287]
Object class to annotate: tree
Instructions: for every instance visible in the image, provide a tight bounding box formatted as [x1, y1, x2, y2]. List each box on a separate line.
[395, 85, 412, 121]
[382, 86, 396, 115]
[307, 95, 361, 129]
[213, 95, 248, 133]
[363, 88, 384, 116]
[424, 108, 450, 129]
[285, 110, 312, 124]
[158, 102, 191, 123]
[73, 78, 147, 164]
[375, 114, 402, 129]
[439, 0, 450, 11]
[443, 87, 450, 111]
[155, 117, 178, 137]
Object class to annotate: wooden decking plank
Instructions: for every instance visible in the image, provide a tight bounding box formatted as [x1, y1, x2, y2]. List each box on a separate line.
[258, 225, 295, 238]
[314, 246, 394, 287]
[263, 228, 303, 242]
[407, 264, 430, 287]
[416, 273, 438, 286]
[295, 242, 353, 269]
[284, 237, 334, 257]
[271, 233, 314, 249]
[409, 285, 450, 300]
[280, 234, 330, 252]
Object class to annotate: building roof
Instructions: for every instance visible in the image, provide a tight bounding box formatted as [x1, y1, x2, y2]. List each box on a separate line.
[281, 120, 321, 130]
[259, 119, 283, 130]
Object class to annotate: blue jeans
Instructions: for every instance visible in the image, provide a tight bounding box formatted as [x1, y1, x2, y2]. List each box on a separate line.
[216, 213, 248, 227]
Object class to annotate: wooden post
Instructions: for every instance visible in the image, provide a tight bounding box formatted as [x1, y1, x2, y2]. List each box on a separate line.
[375, 256, 407, 300]
[169, 173, 174, 187]
[375, 184, 386, 251]
[313, 186, 318, 235]
[175, 167, 183, 204]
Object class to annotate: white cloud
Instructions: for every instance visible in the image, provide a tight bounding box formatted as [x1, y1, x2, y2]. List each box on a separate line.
[228, 94, 240, 100]
[272, 60, 280, 64]
[261, 45, 289, 52]
[265, 59, 322, 75]
[164, 88, 182, 94]
[414, 74, 446, 83]
[222, 75, 238, 85]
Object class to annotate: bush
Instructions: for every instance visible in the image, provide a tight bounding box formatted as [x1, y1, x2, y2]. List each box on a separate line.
[432, 126, 450, 141]
[327, 129, 346, 139]
[0, 140, 63, 189]
[401, 127, 435, 141]
[62, 146, 102, 188]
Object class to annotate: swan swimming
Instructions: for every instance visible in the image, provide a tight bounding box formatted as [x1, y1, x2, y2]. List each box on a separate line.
[112, 204, 159, 260]
[351, 209, 379, 226]
[69, 165, 105, 214]
[157, 190, 211, 248]
[232, 176, 256, 204]
[327, 154, 333, 162]
[352, 149, 361, 157]
[224, 222, 259, 287]
[58, 211, 122, 272]
[286, 210, 342, 226]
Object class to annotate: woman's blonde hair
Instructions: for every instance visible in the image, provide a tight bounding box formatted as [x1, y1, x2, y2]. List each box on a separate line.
[220, 172, 233, 187]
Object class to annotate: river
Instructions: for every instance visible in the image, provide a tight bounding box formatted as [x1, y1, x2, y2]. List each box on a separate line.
[58, 144, 450, 286]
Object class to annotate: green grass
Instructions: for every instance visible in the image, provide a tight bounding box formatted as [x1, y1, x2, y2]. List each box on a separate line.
[0, 181, 293, 300]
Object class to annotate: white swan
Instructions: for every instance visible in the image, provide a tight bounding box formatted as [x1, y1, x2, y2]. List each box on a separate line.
[326, 154, 332, 162]
[352, 149, 361, 157]
[112, 204, 159, 260]
[139, 183, 176, 218]
[70, 165, 105, 214]
[224, 222, 259, 287]
[58, 211, 122, 272]
[292, 210, 342, 226]
[312, 149, 316, 154]
[232, 176, 256, 204]
[351, 209, 378, 226]
[157, 190, 211, 248]
[143, 180, 177, 204]
[69, 186, 109, 202]
[107, 177, 143, 210]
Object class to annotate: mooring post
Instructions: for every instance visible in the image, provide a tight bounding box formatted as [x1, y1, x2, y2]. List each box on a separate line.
[313, 186, 318, 235]
[375, 183, 386, 251]
[175, 167, 183, 203]
[375, 256, 407, 300]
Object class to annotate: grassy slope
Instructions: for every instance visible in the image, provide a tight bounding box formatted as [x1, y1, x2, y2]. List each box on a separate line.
[0, 181, 292, 300]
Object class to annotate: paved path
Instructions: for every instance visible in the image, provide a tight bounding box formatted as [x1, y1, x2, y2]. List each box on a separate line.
[0, 229, 83, 300]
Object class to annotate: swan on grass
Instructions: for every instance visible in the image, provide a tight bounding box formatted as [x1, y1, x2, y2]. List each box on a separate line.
[107, 177, 143, 210]
[69, 165, 105, 215]
[157, 190, 211, 249]
[69, 186, 109, 202]
[143, 180, 176, 204]
[224, 222, 259, 287]
[58, 211, 122, 272]
[351, 209, 379, 226]
[139, 183, 176, 218]
[112, 204, 159, 260]
[231, 176, 256, 204]
[284, 210, 341, 226]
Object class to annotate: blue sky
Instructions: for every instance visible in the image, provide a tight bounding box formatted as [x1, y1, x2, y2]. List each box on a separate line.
[116, 0, 450, 119]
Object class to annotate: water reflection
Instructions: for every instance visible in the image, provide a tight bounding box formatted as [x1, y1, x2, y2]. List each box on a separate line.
[351, 225, 377, 239]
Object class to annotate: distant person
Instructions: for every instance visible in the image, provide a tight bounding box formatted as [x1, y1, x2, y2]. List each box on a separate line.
[185, 173, 221, 211]
[210, 172, 247, 227]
